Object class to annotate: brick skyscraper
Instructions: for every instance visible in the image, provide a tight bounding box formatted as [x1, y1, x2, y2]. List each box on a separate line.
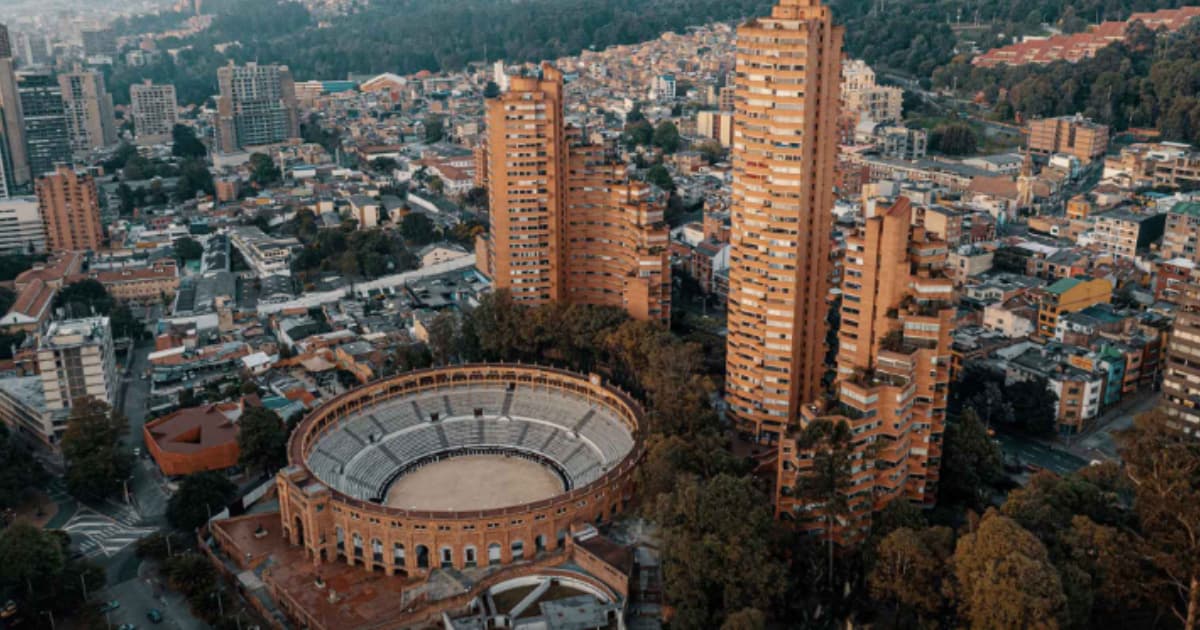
[479, 64, 670, 322]
[775, 197, 955, 543]
[724, 0, 844, 440]
[36, 165, 103, 252]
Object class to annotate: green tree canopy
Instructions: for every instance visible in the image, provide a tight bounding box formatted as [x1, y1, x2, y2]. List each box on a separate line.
[167, 471, 237, 531]
[940, 408, 1004, 510]
[173, 236, 204, 262]
[0, 424, 47, 510]
[652, 120, 682, 153]
[644, 164, 675, 192]
[237, 406, 288, 475]
[953, 510, 1068, 630]
[248, 153, 281, 187]
[400, 212, 438, 245]
[60, 398, 132, 500]
[172, 124, 207, 158]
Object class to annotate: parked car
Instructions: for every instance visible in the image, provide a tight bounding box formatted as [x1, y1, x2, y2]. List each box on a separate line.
[146, 609, 163, 624]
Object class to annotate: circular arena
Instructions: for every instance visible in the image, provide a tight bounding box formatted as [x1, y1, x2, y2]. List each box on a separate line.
[276, 364, 643, 576]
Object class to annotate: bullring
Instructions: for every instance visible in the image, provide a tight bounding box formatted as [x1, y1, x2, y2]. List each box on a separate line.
[276, 364, 643, 576]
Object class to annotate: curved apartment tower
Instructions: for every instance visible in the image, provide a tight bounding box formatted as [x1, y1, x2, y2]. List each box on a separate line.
[480, 64, 670, 322]
[725, 0, 844, 440]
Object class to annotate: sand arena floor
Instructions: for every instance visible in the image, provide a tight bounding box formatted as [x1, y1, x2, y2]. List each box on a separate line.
[383, 454, 565, 511]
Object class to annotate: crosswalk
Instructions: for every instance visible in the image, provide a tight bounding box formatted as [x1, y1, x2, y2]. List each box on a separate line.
[62, 507, 156, 559]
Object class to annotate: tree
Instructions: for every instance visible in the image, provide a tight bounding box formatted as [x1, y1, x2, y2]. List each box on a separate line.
[653, 120, 682, 153]
[1008, 378, 1058, 436]
[653, 474, 785, 629]
[55, 279, 115, 318]
[644, 164, 675, 192]
[696, 139, 727, 164]
[167, 471, 236, 531]
[869, 526, 955, 625]
[792, 418, 854, 583]
[953, 510, 1068, 630]
[248, 153, 281, 187]
[237, 406, 288, 475]
[0, 424, 47, 509]
[940, 408, 1004, 510]
[427, 310, 461, 366]
[483, 80, 500, 98]
[172, 124, 208, 158]
[720, 608, 766, 630]
[930, 122, 978, 155]
[173, 236, 204, 262]
[176, 157, 215, 201]
[60, 398, 132, 500]
[423, 114, 446, 143]
[0, 522, 103, 615]
[623, 119, 654, 148]
[1118, 410, 1200, 630]
[400, 212, 437, 245]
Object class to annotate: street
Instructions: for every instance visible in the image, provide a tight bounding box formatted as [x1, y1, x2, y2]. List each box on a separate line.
[995, 391, 1159, 479]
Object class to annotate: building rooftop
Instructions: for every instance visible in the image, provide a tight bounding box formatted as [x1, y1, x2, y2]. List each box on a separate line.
[40, 317, 111, 350]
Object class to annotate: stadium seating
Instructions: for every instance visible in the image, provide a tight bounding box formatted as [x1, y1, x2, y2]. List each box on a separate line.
[306, 384, 637, 501]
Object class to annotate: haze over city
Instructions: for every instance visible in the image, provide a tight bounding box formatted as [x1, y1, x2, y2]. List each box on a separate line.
[0, 0, 1197, 629]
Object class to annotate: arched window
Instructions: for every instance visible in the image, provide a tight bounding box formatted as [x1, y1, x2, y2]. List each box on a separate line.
[511, 540, 524, 560]
[371, 538, 384, 563]
[393, 543, 405, 566]
[440, 546, 453, 568]
[335, 527, 345, 552]
[535, 535, 546, 552]
[416, 545, 430, 569]
[464, 546, 477, 567]
[556, 530, 568, 549]
[352, 533, 364, 558]
[488, 543, 502, 566]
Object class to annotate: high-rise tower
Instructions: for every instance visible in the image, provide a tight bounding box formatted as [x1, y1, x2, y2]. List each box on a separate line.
[479, 64, 670, 322]
[724, 0, 844, 440]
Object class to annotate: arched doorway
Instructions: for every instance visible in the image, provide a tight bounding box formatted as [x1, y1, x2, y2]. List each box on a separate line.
[293, 516, 304, 546]
[352, 533, 364, 561]
[488, 543, 502, 566]
[464, 546, 477, 567]
[440, 547, 454, 568]
[535, 535, 546, 552]
[416, 545, 430, 569]
[511, 540, 524, 560]
[556, 530, 568, 549]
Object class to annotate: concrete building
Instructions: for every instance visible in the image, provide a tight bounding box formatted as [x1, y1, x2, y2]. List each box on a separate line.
[776, 197, 955, 543]
[229, 225, 302, 277]
[1027, 115, 1109, 163]
[1034, 276, 1113, 339]
[36, 165, 102, 252]
[725, 0, 844, 440]
[841, 59, 903, 123]
[1088, 208, 1165, 259]
[1162, 281, 1200, 436]
[17, 70, 71, 179]
[0, 196, 44, 253]
[0, 55, 29, 189]
[480, 64, 670, 322]
[216, 62, 300, 153]
[696, 110, 734, 148]
[1162, 201, 1200, 263]
[59, 67, 116, 153]
[130, 81, 178, 145]
[37, 316, 118, 412]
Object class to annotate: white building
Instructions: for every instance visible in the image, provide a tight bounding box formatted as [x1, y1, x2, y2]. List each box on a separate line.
[130, 81, 179, 145]
[229, 225, 302, 276]
[0, 197, 45, 253]
[37, 316, 119, 412]
[350, 195, 380, 228]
